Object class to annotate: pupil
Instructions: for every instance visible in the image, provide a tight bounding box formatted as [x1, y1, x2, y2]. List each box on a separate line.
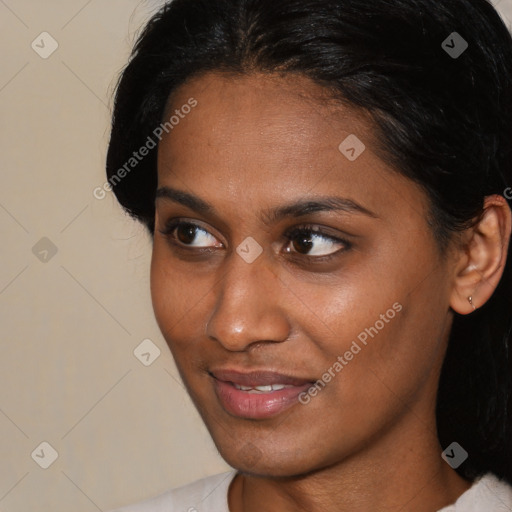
[177, 224, 196, 244]
[294, 235, 313, 254]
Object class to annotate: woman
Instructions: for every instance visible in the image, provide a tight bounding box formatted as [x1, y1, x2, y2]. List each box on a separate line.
[106, 0, 512, 510]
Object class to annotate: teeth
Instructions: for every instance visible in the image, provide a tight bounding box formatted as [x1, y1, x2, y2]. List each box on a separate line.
[233, 383, 289, 392]
[235, 384, 254, 391]
[253, 385, 273, 392]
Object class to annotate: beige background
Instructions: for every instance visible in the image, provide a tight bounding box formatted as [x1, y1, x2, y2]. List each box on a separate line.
[0, 1, 511, 510]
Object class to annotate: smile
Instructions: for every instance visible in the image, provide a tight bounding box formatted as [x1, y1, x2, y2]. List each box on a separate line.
[209, 369, 315, 419]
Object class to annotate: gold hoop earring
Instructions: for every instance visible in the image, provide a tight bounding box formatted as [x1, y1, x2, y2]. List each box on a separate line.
[468, 296, 476, 311]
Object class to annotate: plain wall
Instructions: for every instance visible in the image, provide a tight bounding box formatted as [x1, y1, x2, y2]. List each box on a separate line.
[1, 1, 511, 510]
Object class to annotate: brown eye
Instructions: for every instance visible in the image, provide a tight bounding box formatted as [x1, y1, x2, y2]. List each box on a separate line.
[284, 226, 349, 258]
[160, 220, 222, 248]
[292, 235, 314, 255]
[176, 223, 199, 245]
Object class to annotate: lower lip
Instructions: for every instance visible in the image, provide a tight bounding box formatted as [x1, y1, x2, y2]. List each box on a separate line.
[212, 378, 312, 419]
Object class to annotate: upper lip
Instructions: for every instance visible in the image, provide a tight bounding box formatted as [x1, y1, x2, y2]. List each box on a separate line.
[209, 369, 314, 387]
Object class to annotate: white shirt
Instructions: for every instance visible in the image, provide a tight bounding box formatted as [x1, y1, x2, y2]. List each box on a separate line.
[109, 470, 512, 511]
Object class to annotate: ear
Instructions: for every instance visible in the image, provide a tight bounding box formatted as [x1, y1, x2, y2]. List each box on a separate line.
[450, 194, 512, 315]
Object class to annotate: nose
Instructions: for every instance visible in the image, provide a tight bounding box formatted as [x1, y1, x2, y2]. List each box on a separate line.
[205, 249, 291, 352]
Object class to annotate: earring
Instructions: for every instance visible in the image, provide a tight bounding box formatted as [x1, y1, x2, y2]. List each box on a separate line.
[468, 296, 476, 311]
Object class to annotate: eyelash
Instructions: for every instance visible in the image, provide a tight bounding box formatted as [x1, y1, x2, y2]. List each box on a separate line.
[284, 226, 350, 261]
[159, 219, 351, 262]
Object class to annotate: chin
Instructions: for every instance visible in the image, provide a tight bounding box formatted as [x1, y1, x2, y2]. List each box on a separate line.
[210, 430, 324, 478]
[225, 453, 310, 478]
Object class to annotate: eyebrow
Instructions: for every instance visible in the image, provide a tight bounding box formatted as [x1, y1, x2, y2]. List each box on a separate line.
[155, 186, 378, 225]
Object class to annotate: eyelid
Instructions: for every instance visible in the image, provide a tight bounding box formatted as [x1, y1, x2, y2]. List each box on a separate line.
[284, 224, 347, 244]
[159, 218, 224, 249]
[283, 224, 351, 259]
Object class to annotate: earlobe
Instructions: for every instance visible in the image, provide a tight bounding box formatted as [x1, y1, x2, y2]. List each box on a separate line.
[450, 194, 512, 315]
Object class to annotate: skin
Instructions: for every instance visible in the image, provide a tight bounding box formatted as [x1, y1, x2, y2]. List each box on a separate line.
[149, 71, 512, 512]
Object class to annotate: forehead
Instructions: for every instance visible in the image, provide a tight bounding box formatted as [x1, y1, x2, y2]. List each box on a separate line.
[158, 71, 380, 181]
[164, 70, 374, 145]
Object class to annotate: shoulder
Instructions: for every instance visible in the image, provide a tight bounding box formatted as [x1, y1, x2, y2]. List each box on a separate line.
[439, 473, 512, 511]
[108, 470, 238, 512]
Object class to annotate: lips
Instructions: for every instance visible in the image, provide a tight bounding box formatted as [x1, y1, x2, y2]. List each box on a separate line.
[210, 369, 313, 387]
[209, 368, 315, 419]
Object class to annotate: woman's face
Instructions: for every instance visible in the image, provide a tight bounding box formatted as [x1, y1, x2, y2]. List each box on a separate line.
[150, 71, 458, 476]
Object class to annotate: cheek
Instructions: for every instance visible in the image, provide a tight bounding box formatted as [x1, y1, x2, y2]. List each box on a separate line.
[291, 250, 446, 406]
[150, 244, 197, 338]
[331, 289, 447, 419]
[149, 241, 221, 364]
